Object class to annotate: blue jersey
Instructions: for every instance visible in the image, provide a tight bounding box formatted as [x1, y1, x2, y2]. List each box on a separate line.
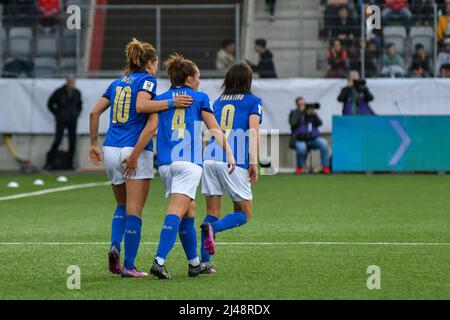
[102, 72, 157, 151]
[156, 85, 213, 167]
[204, 93, 263, 169]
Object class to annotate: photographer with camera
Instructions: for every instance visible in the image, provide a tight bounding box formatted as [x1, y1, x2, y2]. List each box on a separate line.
[289, 97, 331, 175]
[338, 71, 375, 115]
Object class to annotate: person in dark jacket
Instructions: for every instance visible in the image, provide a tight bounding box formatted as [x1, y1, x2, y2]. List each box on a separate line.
[289, 97, 330, 175]
[338, 71, 375, 115]
[46, 75, 82, 169]
[246, 38, 277, 78]
[409, 43, 431, 77]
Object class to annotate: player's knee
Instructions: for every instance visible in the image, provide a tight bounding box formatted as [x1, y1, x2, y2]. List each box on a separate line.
[244, 211, 252, 222]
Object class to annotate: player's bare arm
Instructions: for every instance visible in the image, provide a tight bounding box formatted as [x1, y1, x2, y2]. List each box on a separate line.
[89, 97, 110, 166]
[136, 91, 193, 113]
[249, 114, 260, 185]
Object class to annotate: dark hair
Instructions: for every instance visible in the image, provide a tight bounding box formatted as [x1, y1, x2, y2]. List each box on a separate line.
[295, 96, 304, 105]
[415, 43, 424, 50]
[386, 42, 395, 50]
[338, 5, 349, 13]
[124, 38, 157, 74]
[165, 53, 198, 86]
[222, 39, 235, 49]
[255, 38, 267, 48]
[222, 62, 253, 95]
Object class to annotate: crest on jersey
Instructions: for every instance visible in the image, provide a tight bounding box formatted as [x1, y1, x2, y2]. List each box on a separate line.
[143, 80, 154, 92]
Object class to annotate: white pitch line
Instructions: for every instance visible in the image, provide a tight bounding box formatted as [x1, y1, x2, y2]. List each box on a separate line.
[0, 242, 448, 246]
[0, 182, 110, 202]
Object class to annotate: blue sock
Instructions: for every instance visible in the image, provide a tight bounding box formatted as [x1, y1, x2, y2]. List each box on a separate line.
[212, 211, 247, 234]
[156, 214, 181, 263]
[110, 204, 126, 251]
[179, 217, 198, 262]
[123, 215, 142, 270]
[201, 214, 218, 263]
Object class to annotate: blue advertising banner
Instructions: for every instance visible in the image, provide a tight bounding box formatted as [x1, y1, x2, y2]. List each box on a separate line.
[332, 116, 450, 172]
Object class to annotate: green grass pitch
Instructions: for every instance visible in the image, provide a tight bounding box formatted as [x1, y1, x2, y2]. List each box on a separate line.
[0, 172, 449, 299]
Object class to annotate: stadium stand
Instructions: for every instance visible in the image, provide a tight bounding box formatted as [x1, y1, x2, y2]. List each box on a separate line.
[9, 26, 33, 57]
[383, 26, 407, 55]
[34, 56, 58, 77]
[410, 26, 435, 54]
[59, 57, 77, 76]
[0, 0, 445, 79]
[35, 31, 59, 57]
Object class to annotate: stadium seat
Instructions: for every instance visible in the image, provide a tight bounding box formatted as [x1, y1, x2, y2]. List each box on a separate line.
[383, 26, 407, 55]
[34, 57, 57, 78]
[410, 27, 434, 55]
[60, 57, 77, 75]
[62, 29, 77, 57]
[36, 33, 59, 57]
[9, 27, 33, 57]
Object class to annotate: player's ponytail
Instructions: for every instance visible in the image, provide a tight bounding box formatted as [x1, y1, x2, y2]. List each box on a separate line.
[124, 38, 157, 74]
[222, 62, 253, 95]
[165, 53, 198, 86]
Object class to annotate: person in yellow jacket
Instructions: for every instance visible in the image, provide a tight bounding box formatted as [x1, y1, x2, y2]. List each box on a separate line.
[437, 3, 450, 46]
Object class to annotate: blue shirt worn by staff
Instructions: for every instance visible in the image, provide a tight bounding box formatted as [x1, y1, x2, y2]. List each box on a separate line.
[156, 85, 213, 167]
[102, 71, 157, 152]
[204, 93, 263, 169]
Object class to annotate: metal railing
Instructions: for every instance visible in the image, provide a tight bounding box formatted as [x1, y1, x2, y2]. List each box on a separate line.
[78, 3, 241, 78]
[0, 3, 241, 79]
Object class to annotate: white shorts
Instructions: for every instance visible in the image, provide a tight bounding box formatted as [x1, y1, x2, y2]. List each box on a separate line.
[158, 161, 203, 200]
[201, 160, 253, 202]
[103, 146, 154, 185]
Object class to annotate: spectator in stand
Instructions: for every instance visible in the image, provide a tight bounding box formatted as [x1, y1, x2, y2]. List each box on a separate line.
[324, 0, 351, 38]
[410, 0, 435, 26]
[215, 39, 236, 72]
[331, 5, 358, 48]
[2, 57, 34, 78]
[365, 40, 380, 77]
[409, 43, 432, 77]
[436, 38, 450, 77]
[246, 38, 277, 78]
[437, 2, 450, 47]
[347, 42, 360, 71]
[10, 0, 37, 26]
[326, 39, 348, 78]
[380, 42, 406, 77]
[265, 0, 277, 21]
[36, 0, 59, 28]
[289, 97, 330, 175]
[338, 71, 375, 115]
[381, 0, 412, 32]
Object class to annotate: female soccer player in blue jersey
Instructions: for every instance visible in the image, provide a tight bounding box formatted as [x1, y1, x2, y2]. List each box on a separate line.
[144, 54, 235, 279]
[200, 62, 262, 273]
[88, 39, 193, 278]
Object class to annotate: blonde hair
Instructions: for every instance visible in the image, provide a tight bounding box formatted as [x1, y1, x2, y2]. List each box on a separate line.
[164, 53, 198, 86]
[124, 38, 157, 74]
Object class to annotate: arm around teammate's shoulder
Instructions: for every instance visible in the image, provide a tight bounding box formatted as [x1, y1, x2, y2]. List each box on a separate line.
[136, 91, 193, 113]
